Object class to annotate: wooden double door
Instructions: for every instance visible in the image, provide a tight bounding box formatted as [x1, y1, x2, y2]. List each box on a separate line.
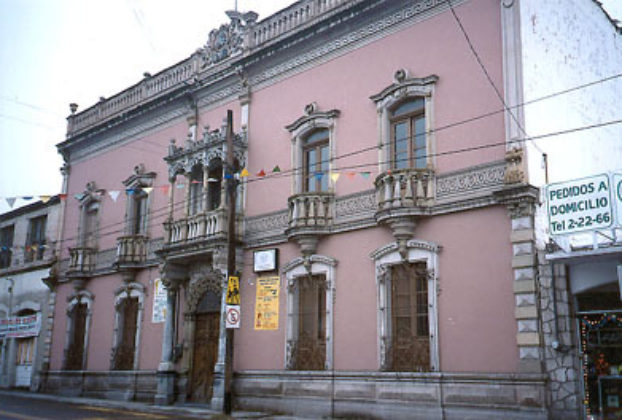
[189, 311, 220, 403]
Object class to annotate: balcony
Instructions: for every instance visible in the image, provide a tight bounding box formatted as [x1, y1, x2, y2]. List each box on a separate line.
[115, 235, 148, 267]
[160, 208, 243, 260]
[286, 192, 335, 256]
[67, 247, 95, 275]
[287, 192, 334, 232]
[374, 168, 435, 222]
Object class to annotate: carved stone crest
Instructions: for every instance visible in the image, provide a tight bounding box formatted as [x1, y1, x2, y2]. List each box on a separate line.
[200, 11, 258, 68]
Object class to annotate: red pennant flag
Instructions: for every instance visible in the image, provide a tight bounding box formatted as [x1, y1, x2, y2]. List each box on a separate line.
[257, 169, 266, 177]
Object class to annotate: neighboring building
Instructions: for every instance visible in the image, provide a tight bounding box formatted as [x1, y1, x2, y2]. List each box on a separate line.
[42, 0, 621, 419]
[0, 196, 61, 391]
[513, 1, 622, 419]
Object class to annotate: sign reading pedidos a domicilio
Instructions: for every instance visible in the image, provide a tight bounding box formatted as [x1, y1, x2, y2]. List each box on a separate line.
[547, 174, 613, 235]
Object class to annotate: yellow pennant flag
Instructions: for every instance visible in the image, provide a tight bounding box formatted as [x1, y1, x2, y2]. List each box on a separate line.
[240, 168, 250, 177]
[330, 172, 340, 183]
[39, 195, 51, 203]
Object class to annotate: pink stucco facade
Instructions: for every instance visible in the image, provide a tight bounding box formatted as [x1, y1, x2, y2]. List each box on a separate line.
[46, 0, 548, 418]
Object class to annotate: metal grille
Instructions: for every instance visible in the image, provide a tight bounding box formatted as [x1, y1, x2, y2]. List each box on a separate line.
[65, 303, 87, 370]
[113, 297, 138, 370]
[292, 275, 326, 370]
[390, 262, 430, 372]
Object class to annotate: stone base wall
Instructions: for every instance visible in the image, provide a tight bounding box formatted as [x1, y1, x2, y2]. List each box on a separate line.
[234, 370, 549, 420]
[538, 255, 583, 420]
[43, 371, 158, 403]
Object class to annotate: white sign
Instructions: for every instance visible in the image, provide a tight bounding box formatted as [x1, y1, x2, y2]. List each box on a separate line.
[226, 305, 240, 329]
[0, 314, 41, 338]
[152, 278, 167, 323]
[613, 173, 622, 228]
[547, 174, 613, 235]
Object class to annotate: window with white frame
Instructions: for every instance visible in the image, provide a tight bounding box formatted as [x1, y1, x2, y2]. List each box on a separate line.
[370, 70, 438, 172]
[283, 255, 336, 371]
[286, 103, 339, 194]
[25, 215, 47, 262]
[122, 164, 156, 236]
[371, 239, 439, 372]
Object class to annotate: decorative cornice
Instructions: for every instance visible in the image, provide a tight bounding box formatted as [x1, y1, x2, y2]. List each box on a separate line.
[369, 239, 440, 261]
[281, 254, 338, 274]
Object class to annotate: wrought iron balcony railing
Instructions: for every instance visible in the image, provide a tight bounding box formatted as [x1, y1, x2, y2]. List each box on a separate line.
[163, 208, 243, 246]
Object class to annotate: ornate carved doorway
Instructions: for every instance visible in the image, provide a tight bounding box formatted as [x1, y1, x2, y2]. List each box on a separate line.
[189, 290, 221, 403]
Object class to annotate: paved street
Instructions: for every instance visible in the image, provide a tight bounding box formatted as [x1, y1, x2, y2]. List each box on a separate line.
[0, 394, 220, 420]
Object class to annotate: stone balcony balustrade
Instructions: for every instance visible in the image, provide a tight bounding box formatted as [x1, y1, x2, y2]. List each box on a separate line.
[286, 192, 335, 256]
[287, 192, 334, 231]
[163, 208, 243, 246]
[115, 235, 148, 267]
[374, 168, 435, 220]
[67, 247, 95, 275]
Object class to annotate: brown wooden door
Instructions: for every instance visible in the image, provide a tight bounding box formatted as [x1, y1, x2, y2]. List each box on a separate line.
[190, 312, 220, 402]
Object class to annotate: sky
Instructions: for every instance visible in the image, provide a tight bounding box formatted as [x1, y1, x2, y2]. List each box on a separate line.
[0, 0, 292, 214]
[0, 0, 621, 214]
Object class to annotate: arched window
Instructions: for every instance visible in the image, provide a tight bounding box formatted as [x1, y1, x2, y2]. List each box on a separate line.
[370, 71, 437, 173]
[111, 283, 145, 371]
[303, 129, 329, 192]
[64, 290, 93, 371]
[390, 98, 426, 170]
[189, 164, 205, 215]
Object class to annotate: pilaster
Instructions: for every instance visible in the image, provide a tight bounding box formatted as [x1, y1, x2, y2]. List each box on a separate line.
[496, 184, 542, 373]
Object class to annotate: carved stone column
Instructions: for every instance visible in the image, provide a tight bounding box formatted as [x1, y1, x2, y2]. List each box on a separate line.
[495, 185, 542, 373]
[155, 262, 185, 405]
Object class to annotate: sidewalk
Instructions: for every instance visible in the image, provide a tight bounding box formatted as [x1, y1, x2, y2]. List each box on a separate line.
[0, 389, 308, 419]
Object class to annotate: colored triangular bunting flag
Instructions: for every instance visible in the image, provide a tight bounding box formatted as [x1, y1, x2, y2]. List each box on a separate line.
[360, 172, 371, 179]
[108, 191, 120, 202]
[240, 168, 250, 177]
[143, 187, 153, 195]
[272, 165, 281, 173]
[330, 172, 340, 182]
[257, 169, 266, 177]
[346, 172, 356, 179]
[6, 197, 16, 208]
[40, 195, 51, 203]
[314, 172, 324, 180]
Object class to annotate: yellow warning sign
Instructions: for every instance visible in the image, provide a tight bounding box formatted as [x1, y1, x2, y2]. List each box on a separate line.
[226, 276, 240, 305]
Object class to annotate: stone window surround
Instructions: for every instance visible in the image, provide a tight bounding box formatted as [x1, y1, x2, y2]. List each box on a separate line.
[370, 239, 440, 372]
[122, 164, 156, 236]
[75, 182, 103, 249]
[286, 103, 340, 195]
[370, 70, 438, 173]
[283, 254, 337, 370]
[63, 290, 94, 370]
[110, 282, 145, 371]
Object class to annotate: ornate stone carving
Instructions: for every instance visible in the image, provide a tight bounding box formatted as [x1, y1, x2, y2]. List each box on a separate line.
[436, 162, 506, 197]
[504, 148, 525, 184]
[200, 11, 257, 68]
[185, 264, 224, 314]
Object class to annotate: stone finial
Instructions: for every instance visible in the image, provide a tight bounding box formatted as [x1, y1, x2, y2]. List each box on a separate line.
[394, 68, 408, 83]
[304, 102, 318, 116]
[69, 103, 79, 114]
[143, 72, 152, 78]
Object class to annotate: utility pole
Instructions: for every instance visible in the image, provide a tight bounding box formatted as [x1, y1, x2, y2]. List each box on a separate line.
[224, 109, 236, 415]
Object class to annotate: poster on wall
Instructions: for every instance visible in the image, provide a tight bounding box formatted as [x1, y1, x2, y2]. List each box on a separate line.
[152, 278, 167, 323]
[254, 276, 280, 330]
[0, 314, 40, 338]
